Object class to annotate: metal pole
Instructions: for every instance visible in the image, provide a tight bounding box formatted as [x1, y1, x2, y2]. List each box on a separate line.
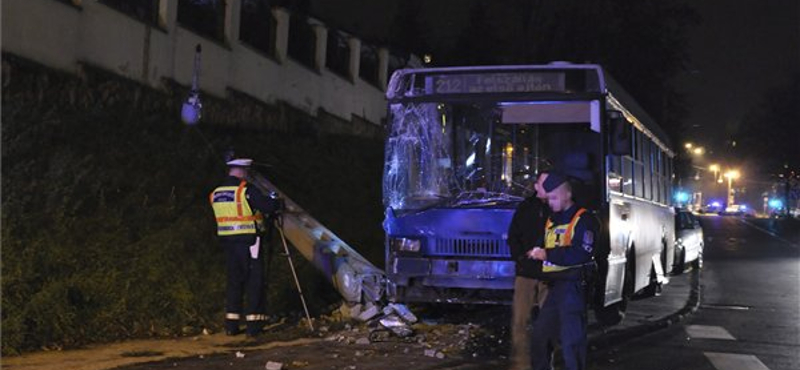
[727, 176, 734, 206]
[276, 222, 315, 332]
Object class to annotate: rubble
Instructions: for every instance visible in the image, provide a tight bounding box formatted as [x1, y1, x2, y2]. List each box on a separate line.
[355, 337, 371, 345]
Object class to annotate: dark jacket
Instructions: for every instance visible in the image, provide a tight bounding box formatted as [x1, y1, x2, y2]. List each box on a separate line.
[217, 176, 281, 245]
[507, 196, 550, 278]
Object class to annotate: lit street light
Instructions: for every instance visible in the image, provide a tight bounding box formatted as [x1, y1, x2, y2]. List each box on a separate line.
[709, 164, 720, 182]
[724, 170, 741, 206]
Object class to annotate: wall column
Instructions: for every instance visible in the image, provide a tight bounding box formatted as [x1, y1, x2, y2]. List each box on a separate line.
[348, 37, 361, 82]
[312, 23, 328, 72]
[272, 7, 290, 64]
[378, 47, 390, 91]
[224, 0, 242, 45]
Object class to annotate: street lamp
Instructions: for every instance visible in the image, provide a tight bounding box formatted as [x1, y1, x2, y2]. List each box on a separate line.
[709, 164, 720, 182]
[724, 170, 740, 206]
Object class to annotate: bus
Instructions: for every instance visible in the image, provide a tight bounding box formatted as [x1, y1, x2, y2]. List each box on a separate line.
[382, 63, 677, 324]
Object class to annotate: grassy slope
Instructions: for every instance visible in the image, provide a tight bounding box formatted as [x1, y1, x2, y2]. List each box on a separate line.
[1, 58, 386, 354]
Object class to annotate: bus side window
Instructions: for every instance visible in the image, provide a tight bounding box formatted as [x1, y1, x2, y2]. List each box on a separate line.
[608, 110, 632, 156]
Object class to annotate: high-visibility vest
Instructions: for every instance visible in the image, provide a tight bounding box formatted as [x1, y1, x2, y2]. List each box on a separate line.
[542, 208, 587, 273]
[209, 180, 264, 236]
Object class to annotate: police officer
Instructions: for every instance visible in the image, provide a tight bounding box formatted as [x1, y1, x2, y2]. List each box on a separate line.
[528, 172, 598, 370]
[507, 171, 552, 370]
[210, 158, 281, 337]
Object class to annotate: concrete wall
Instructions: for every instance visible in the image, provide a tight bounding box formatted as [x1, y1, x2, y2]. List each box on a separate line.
[1, 0, 409, 127]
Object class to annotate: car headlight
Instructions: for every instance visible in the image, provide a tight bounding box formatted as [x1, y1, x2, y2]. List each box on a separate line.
[391, 237, 421, 252]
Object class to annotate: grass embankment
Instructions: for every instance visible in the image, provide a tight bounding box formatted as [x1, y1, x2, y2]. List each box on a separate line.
[1, 58, 386, 354]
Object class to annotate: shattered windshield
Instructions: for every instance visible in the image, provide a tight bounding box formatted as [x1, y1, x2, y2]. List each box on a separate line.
[383, 100, 601, 211]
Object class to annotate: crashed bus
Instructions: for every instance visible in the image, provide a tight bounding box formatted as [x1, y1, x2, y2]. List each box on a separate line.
[382, 63, 677, 324]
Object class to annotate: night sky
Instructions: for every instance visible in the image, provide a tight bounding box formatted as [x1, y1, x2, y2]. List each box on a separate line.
[676, 0, 800, 152]
[312, 0, 799, 154]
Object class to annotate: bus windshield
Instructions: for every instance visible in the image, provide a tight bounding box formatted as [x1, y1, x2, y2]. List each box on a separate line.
[383, 100, 601, 212]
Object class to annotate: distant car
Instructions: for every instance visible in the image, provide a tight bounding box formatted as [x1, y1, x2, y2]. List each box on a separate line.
[674, 208, 704, 273]
[719, 204, 747, 216]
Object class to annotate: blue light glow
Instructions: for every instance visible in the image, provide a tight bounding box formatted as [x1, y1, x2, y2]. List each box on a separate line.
[674, 191, 690, 203]
[768, 199, 783, 209]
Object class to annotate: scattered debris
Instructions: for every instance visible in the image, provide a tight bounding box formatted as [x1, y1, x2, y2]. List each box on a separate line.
[355, 337, 371, 345]
[235, 351, 245, 358]
[265, 360, 284, 370]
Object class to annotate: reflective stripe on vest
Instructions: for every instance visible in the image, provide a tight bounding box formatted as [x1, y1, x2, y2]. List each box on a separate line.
[542, 208, 587, 273]
[210, 180, 264, 236]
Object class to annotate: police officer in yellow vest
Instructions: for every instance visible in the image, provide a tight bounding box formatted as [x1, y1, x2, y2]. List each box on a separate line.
[527, 172, 598, 370]
[210, 158, 281, 337]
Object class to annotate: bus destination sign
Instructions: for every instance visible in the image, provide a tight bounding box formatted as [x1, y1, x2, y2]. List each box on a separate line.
[427, 72, 566, 95]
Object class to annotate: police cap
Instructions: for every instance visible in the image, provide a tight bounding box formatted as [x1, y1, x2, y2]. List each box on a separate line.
[542, 171, 568, 192]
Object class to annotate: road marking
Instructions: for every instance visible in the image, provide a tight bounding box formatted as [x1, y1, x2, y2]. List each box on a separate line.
[686, 325, 736, 340]
[737, 218, 800, 248]
[700, 304, 750, 311]
[704, 352, 770, 370]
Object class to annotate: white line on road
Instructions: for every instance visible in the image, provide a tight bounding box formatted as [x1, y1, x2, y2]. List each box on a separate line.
[737, 218, 800, 248]
[704, 352, 770, 370]
[686, 325, 736, 340]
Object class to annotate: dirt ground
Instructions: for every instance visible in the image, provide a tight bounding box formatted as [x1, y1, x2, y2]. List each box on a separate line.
[2, 306, 514, 370]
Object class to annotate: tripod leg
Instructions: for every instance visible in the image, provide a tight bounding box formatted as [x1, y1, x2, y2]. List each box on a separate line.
[277, 225, 315, 332]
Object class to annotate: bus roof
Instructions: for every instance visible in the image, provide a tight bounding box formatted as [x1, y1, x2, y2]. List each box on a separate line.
[387, 63, 674, 156]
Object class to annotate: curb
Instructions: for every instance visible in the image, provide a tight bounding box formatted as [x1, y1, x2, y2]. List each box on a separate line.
[589, 267, 702, 351]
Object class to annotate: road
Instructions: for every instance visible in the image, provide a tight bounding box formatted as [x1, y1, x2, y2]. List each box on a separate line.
[590, 215, 800, 370]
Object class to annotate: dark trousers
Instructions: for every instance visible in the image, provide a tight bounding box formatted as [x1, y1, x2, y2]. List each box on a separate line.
[223, 238, 266, 335]
[530, 279, 587, 370]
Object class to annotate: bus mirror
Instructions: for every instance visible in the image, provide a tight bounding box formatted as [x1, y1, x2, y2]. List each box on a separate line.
[608, 110, 632, 156]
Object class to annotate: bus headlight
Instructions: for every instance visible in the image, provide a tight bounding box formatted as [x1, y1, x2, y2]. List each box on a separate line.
[391, 237, 422, 252]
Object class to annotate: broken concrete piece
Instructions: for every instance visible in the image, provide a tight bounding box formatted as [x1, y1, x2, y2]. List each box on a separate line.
[358, 303, 380, 321]
[355, 337, 370, 345]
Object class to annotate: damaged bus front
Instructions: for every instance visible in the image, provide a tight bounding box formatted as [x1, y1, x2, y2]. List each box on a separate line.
[382, 64, 607, 304]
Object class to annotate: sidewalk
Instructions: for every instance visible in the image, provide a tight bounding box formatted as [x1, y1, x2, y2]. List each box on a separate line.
[588, 267, 701, 349]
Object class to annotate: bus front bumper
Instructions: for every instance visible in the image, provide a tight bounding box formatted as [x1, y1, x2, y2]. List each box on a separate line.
[388, 256, 515, 290]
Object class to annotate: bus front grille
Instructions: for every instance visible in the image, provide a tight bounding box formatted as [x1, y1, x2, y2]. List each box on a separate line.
[431, 238, 510, 257]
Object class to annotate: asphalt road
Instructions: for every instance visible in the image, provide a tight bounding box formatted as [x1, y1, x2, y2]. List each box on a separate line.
[590, 215, 800, 370]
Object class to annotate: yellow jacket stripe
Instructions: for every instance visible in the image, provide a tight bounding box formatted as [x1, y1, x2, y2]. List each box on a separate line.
[543, 208, 587, 273]
[210, 180, 263, 236]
